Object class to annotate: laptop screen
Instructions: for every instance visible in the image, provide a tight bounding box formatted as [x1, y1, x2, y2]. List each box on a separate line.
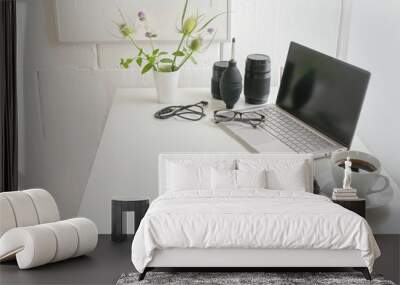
[276, 42, 370, 148]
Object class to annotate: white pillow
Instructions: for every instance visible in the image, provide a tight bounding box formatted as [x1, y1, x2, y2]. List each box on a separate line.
[211, 169, 268, 190]
[211, 168, 237, 190]
[237, 159, 309, 192]
[237, 169, 268, 189]
[167, 163, 212, 191]
[267, 166, 307, 191]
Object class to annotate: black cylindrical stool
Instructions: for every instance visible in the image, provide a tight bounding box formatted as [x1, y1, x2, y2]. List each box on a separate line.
[111, 197, 149, 242]
[244, 54, 271, 104]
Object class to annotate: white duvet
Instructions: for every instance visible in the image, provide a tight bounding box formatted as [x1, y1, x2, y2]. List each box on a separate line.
[131, 190, 380, 273]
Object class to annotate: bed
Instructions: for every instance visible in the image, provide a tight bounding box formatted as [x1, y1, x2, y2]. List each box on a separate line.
[131, 153, 380, 281]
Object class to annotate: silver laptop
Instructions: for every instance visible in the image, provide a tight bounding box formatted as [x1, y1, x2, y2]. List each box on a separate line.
[221, 42, 371, 159]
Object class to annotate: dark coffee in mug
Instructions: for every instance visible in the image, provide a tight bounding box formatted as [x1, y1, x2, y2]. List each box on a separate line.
[336, 159, 377, 173]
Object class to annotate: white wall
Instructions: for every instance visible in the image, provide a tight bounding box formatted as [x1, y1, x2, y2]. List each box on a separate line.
[347, 0, 400, 233]
[20, 0, 400, 233]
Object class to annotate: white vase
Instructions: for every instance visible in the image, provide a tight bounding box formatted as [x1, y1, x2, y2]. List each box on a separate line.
[153, 70, 180, 104]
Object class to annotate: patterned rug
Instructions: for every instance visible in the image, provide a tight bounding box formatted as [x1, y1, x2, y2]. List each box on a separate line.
[116, 272, 396, 285]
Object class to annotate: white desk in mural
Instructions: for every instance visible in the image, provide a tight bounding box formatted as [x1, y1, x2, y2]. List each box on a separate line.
[78, 88, 395, 234]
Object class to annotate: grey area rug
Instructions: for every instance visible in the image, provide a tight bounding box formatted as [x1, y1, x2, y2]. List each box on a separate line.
[116, 272, 396, 285]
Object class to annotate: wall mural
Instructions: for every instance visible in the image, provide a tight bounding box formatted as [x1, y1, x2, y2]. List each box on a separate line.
[24, 0, 397, 235]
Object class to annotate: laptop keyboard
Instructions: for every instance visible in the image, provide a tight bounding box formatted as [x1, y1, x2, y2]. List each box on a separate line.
[257, 106, 338, 153]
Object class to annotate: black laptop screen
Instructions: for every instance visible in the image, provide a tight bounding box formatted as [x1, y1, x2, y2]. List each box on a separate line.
[276, 42, 370, 148]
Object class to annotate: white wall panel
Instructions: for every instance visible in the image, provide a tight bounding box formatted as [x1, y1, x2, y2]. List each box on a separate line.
[18, 0, 97, 70]
[55, 0, 230, 42]
[227, 0, 341, 87]
[347, 0, 400, 233]
[34, 69, 111, 218]
[227, 0, 278, 84]
[274, 0, 341, 85]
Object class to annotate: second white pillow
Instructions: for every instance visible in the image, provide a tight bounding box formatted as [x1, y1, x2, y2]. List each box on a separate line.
[211, 169, 236, 190]
[168, 163, 212, 191]
[211, 168, 268, 190]
[237, 169, 268, 189]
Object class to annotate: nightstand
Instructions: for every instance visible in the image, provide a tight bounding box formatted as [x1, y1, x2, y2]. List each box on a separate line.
[111, 197, 150, 242]
[332, 199, 366, 218]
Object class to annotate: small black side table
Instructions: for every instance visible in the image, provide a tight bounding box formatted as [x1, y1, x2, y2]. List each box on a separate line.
[332, 198, 366, 218]
[111, 197, 149, 242]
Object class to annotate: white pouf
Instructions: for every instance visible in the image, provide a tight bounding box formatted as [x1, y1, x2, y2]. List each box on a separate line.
[0, 189, 98, 269]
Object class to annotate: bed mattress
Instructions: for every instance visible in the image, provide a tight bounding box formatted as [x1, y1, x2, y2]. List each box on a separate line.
[131, 190, 380, 273]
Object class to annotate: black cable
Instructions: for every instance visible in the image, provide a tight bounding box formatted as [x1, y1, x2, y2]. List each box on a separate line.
[154, 101, 208, 121]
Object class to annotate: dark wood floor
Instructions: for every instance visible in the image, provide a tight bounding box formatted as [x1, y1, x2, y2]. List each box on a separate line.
[374, 235, 400, 283]
[0, 235, 399, 285]
[0, 235, 133, 285]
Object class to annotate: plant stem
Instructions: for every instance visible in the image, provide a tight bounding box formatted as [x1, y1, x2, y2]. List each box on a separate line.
[127, 35, 148, 57]
[171, 34, 186, 71]
[148, 34, 155, 51]
[148, 37, 160, 70]
[176, 50, 194, 70]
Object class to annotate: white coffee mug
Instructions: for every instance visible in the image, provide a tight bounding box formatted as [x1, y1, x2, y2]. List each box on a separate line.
[331, 150, 390, 199]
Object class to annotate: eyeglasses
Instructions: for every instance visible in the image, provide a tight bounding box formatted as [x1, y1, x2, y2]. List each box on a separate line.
[214, 110, 265, 128]
[154, 101, 208, 121]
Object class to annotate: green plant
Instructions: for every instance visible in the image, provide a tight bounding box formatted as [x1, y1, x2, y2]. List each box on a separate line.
[116, 0, 222, 74]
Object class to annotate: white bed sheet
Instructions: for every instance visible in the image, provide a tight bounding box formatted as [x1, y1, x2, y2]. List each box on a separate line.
[131, 190, 380, 273]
